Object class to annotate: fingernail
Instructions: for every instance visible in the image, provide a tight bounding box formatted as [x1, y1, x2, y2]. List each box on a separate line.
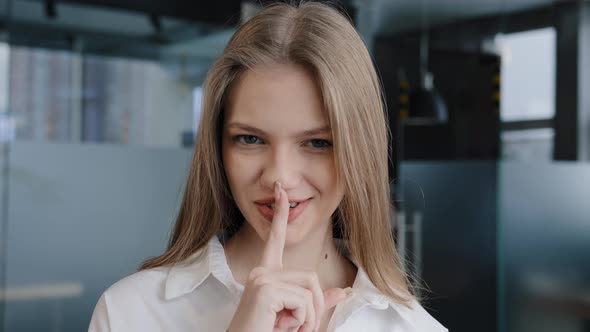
[344, 287, 353, 297]
[275, 181, 283, 202]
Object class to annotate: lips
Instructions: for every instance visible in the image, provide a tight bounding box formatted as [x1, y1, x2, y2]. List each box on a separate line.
[254, 197, 310, 204]
[255, 198, 312, 224]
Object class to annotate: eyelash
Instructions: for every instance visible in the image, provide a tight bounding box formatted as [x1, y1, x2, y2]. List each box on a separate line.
[232, 135, 333, 150]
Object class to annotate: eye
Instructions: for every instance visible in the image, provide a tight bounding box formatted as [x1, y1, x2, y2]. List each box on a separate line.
[306, 139, 333, 150]
[233, 135, 262, 145]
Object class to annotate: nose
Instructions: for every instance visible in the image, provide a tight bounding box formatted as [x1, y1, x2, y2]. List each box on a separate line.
[259, 145, 302, 193]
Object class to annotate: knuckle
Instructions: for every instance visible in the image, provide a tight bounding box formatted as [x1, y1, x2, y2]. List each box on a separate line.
[306, 271, 319, 285]
[252, 276, 269, 288]
[248, 267, 265, 281]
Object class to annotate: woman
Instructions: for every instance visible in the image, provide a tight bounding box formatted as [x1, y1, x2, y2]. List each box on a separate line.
[89, 1, 447, 331]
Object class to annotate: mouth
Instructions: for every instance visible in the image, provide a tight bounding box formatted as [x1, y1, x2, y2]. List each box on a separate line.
[263, 201, 303, 210]
[255, 198, 312, 224]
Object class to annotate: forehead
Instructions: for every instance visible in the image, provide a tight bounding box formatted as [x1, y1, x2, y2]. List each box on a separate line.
[224, 63, 327, 128]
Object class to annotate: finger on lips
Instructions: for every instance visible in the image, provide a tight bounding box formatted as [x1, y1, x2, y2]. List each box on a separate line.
[261, 181, 288, 269]
[258, 181, 332, 332]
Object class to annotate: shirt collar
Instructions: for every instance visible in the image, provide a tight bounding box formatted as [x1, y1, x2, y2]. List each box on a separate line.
[164, 235, 241, 300]
[164, 235, 416, 326]
[341, 247, 417, 327]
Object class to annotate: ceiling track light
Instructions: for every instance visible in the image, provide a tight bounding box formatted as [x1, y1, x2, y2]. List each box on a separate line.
[45, 0, 57, 19]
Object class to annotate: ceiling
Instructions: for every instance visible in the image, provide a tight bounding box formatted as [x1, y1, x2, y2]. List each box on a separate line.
[373, 0, 559, 34]
[0, 0, 566, 83]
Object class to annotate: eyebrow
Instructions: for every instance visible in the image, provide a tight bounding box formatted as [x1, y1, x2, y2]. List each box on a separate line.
[227, 122, 331, 138]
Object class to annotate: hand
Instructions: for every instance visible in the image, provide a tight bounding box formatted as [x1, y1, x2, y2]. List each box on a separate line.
[227, 181, 351, 332]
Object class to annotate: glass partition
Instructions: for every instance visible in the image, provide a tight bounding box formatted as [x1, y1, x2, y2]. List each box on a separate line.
[395, 161, 590, 332]
[2, 142, 191, 331]
[1, 0, 229, 330]
[498, 162, 590, 332]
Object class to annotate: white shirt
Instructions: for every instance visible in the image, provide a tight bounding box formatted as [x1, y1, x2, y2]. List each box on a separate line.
[89, 235, 447, 332]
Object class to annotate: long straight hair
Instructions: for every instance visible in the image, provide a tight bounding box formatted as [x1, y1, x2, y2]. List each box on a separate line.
[140, 0, 414, 306]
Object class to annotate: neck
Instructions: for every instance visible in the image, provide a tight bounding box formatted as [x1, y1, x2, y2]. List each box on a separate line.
[223, 221, 356, 290]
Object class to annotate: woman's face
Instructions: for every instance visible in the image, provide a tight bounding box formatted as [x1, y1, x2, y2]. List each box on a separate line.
[222, 63, 344, 246]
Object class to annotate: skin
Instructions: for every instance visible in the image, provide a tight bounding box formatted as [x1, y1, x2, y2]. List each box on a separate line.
[222, 63, 357, 331]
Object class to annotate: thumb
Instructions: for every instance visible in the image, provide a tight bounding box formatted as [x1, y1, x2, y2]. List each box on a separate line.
[276, 314, 301, 330]
[323, 287, 353, 309]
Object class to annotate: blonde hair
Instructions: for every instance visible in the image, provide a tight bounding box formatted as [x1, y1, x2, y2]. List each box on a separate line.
[140, 0, 415, 306]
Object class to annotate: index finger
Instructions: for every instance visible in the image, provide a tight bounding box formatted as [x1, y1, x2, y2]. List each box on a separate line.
[260, 181, 289, 269]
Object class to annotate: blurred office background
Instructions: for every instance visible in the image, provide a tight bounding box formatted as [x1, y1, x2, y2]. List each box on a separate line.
[0, 0, 588, 331]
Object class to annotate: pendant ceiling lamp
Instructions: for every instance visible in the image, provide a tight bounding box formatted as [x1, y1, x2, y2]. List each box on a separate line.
[409, 0, 448, 123]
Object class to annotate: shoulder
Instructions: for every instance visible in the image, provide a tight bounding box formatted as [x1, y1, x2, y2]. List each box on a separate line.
[97, 244, 212, 307]
[340, 297, 447, 332]
[397, 300, 447, 332]
[89, 267, 171, 331]
[103, 266, 171, 304]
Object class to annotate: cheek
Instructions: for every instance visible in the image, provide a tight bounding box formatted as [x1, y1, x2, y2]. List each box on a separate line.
[313, 157, 339, 186]
[308, 158, 343, 201]
[222, 145, 241, 191]
[222, 149, 259, 191]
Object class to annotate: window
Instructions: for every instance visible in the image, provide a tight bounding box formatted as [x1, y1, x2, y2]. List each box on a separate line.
[495, 27, 556, 160]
